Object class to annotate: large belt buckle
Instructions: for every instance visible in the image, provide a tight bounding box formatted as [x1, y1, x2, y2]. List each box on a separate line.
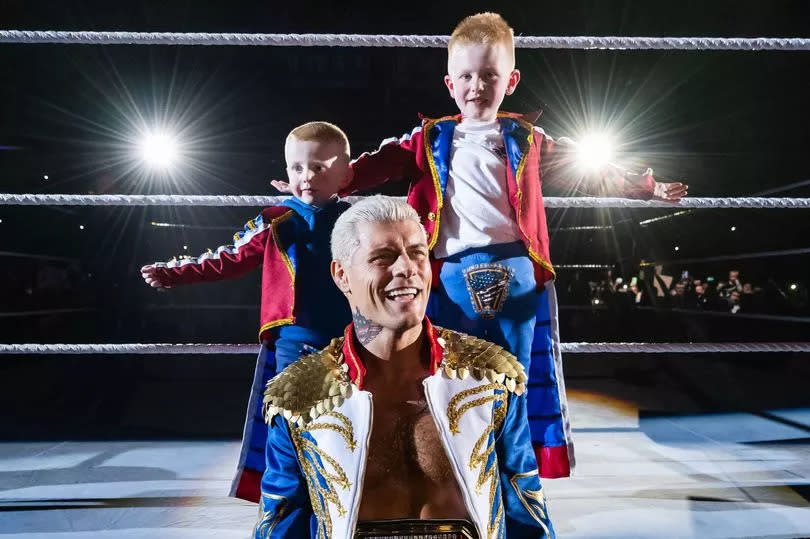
[463, 263, 514, 320]
[355, 518, 478, 538]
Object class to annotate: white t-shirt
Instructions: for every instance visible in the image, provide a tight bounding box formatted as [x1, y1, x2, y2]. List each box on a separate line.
[432, 119, 521, 259]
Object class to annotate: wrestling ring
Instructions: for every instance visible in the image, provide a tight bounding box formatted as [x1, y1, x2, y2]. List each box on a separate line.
[0, 29, 808, 539]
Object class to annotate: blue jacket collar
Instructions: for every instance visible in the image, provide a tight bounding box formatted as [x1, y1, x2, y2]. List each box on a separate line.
[282, 195, 341, 230]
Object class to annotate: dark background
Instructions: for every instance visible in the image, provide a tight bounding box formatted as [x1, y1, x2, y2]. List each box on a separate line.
[0, 0, 808, 440]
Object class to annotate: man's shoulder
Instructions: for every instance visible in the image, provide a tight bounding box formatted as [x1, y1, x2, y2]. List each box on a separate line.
[434, 327, 528, 394]
[263, 337, 352, 427]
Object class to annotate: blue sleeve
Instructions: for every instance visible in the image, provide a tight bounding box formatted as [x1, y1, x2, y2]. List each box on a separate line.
[253, 415, 314, 538]
[496, 392, 556, 539]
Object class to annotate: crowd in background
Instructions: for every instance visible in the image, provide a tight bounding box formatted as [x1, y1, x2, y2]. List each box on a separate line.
[559, 267, 808, 316]
[2, 256, 808, 345]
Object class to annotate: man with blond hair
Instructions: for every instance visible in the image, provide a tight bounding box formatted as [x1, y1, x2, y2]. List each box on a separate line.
[271, 12, 688, 480]
[254, 195, 554, 538]
[141, 121, 355, 502]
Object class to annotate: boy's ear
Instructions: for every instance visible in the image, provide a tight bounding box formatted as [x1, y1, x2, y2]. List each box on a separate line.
[338, 166, 354, 191]
[443, 75, 454, 97]
[331, 259, 351, 295]
[505, 69, 521, 96]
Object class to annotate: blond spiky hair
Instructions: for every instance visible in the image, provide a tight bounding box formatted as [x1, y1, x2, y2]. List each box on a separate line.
[286, 121, 350, 160]
[448, 12, 515, 67]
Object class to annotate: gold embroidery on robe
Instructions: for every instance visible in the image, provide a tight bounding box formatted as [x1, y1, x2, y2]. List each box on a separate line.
[254, 492, 288, 537]
[291, 410, 357, 539]
[510, 469, 551, 536]
[447, 382, 509, 539]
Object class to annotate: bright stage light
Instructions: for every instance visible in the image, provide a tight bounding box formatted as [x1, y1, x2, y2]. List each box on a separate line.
[576, 133, 615, 172]
[139, 132, 179, 169]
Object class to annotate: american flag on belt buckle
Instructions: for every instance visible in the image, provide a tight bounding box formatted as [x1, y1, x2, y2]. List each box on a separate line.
[463, 263, 514, 320]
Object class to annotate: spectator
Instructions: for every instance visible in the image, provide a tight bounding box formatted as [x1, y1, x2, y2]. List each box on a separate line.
[629, 282, 644, 305]
[693, 283, 710, 309]
[651, 264, 674, 298]
[567, 270, 591, 304]
[670, 281, 688, 308]
[717, 270, 743, 298]
[728, 289, 742, 313]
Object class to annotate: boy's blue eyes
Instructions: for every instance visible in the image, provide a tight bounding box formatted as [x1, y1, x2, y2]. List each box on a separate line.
[460, 73, 496, 81]
[291, 165, 324, 173]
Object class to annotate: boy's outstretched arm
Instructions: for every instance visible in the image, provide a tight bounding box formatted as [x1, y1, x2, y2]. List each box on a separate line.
[140, 213, 269, 289]
[538, 130, 688, 201]
[343, 127, 424, 195]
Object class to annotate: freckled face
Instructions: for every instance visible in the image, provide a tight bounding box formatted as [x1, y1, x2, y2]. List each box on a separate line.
[444, 42, 520, 122]
[284, 138, 351, 206]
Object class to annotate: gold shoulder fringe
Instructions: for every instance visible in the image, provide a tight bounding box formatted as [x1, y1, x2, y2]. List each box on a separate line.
[262, 337, 353, 427]
[436, 328, 528, 395]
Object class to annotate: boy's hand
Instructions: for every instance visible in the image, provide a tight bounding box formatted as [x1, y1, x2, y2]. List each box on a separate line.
[140, 264, 171, 289]
[648, 169, 688, 201]
[270, 179, 292, 194]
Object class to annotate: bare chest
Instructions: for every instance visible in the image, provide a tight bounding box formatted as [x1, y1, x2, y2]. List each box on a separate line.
[357, 383, 468, 521]
[365, 399, 454, 484]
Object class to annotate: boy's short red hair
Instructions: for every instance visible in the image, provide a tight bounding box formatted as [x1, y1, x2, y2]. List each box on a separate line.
[287, 121, 350, 161]
[448, 12, 515, 67]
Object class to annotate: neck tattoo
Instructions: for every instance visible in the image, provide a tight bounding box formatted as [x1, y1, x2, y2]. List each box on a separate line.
[353, 307, 383, 345]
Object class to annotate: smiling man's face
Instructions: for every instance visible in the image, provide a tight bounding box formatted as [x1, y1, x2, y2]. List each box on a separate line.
[332, 219, 431, 341]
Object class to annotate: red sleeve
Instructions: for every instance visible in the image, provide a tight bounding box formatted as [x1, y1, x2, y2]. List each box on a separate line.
[537, 127, 655, 199]
[537, 128, 572, 186]
[342, 126, 423, 196]
[150, 212, 270, 287]
[613, 170, 656, 200]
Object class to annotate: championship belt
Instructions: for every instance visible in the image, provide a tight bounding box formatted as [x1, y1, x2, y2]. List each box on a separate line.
[462, 263, 514, 319]
[355, 519, 478, 538]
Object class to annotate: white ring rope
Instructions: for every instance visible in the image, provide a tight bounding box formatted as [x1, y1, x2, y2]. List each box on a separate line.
[1, 30, 809, 51]
[554, 264, 615, 269]
[554, 225, 615, 231]
[0, 342, 807, 355]
[560, 342, 810, 353]
[2, 193, 809, 209]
